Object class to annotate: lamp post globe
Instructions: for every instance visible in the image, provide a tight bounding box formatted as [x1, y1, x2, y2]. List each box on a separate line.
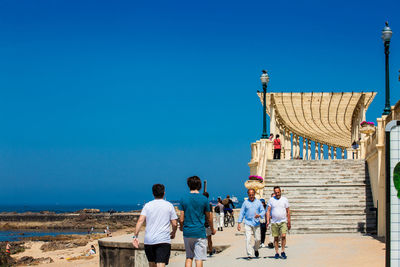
[260, 70, 270, 139]
[382, 22, 392, 115]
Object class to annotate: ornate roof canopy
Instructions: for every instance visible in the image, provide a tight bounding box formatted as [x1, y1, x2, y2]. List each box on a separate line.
[258, 92, 376, 148]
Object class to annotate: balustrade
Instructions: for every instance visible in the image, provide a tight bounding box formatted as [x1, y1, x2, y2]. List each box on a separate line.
[252, 132, 353, 161]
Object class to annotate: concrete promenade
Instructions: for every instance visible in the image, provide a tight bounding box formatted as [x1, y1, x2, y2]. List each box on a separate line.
[168, 226, 385, 267]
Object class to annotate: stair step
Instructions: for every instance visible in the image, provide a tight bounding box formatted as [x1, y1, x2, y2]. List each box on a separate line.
[260, 159, 374, 234]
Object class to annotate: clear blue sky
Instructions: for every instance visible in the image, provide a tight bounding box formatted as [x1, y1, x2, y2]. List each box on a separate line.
[0, 0, 399, 205]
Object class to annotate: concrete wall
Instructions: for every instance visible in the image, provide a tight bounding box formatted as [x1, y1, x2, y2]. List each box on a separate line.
[98, 235, 187, 267]
[98, 234, 230, 267]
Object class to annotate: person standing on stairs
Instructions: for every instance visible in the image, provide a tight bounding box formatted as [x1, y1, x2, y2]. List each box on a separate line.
[267, 186, 291, 259]
[273, 135, 281, 159]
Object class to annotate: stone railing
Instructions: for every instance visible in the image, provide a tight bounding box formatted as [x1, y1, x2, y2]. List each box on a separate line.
[248, 139, 272, 177]
[360, 100, 400, 237]
[249, 135, 349, 163]
[364, 131, 378, 160]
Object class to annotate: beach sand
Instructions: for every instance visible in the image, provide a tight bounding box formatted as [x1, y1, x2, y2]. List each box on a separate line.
[13, 228, 132, 266]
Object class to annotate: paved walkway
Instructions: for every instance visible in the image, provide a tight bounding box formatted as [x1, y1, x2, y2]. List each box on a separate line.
[168, 226, 385, 267]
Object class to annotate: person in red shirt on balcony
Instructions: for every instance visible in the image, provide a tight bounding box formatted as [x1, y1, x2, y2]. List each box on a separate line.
[273, 134, 281, 159]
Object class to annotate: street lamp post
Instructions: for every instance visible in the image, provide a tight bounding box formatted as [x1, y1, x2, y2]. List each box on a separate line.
[260, 70, 270, 139]
[382, 22, 393, 115]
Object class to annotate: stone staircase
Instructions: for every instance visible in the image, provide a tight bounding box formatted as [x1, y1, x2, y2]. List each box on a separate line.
[263, 160, 376, 234]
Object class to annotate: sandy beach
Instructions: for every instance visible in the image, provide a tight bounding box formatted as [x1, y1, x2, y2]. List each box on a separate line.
[11, 228, 131, 266]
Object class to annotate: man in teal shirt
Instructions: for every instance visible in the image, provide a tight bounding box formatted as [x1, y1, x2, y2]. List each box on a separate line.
[237, 188, 265, 259]
[179, 176, 216, 267]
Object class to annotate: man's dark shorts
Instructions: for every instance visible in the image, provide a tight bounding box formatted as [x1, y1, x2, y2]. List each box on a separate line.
[144, 243, 171, 264]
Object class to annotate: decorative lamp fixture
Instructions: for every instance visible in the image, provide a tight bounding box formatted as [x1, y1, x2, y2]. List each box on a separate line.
[382, 22, 393, 42]
[382, 22, 393, 115]
[260, 70, 269, 139]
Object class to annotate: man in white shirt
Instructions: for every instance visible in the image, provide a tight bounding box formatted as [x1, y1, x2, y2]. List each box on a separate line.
[267, 186, 291, 260]
[133, 184, 178, 267]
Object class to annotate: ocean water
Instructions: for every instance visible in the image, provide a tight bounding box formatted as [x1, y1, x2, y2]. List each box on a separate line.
[0, 230, 98, 242]
[0, 204, 144, 213]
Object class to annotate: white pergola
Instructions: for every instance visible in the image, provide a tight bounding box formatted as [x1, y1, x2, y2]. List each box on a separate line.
[257, 92, 376, 159]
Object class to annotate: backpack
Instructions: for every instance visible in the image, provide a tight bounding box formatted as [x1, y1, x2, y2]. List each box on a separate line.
[214, 205, 220, 213]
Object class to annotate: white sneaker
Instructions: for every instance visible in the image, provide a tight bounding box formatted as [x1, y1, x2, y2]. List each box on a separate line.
[260, 243, 265, 248]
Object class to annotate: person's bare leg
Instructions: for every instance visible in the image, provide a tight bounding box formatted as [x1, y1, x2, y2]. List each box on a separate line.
[149, 262, 156, 267]
[185, 258, 193, 267]
[207, 236, 212, 254]
[156, 263, 165, 267]
[274, 236, 279, 254]
[195, 260, 203, 267]
[281, 234, 286, 253]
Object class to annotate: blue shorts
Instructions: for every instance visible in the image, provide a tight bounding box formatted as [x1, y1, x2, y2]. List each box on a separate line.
[224, 208, 233, 214]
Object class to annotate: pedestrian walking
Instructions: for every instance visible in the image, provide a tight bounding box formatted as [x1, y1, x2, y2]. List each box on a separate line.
[259, 199, 267, 248]
[267, 186, 291, 259]
[133, 184, 178, 267]
[5, 241, 11, 255]
[237, 189, 265, 259]
[267, 192, 276, 248]
[273, 134, 281, 159]
[179, 176, 216, 267]
[215, 198, 224, 231]
[203, 192, 215, 256]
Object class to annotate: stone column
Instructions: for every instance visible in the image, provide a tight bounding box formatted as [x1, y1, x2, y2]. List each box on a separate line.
[302, 137, 306, 160]
[307, 139, 311, 160]
[328, 146, 332, 159]
[250, 142, 257, 163]
[296, 135, 300, 158]
[270, 105, 276, 136]
[280, 125, 285, 159]
[333, 147, 337, 159]
[292, 134, 296, 159]
[360, 139, 366, 159]
[266, 140, 273, 160]
[347, 147, 354, 159]
[341, 148, 345, 159]
[315, 142, 319, 160]
[321, 144, 324, 160]
[285, 130, 291, 159]
[291, 135, 296, 159]
[376, 117, 386, 236]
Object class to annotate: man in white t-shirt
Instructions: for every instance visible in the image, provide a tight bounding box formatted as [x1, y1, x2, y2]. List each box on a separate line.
[267, 186, 291, 260]
[133, 184, 178, 267]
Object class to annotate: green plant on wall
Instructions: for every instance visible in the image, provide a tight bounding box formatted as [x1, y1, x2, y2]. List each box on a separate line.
[394, 162, 400, 198]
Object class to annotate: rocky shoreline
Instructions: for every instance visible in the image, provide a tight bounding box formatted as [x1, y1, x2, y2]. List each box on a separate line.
[1, 228, 135, 266]
[0, 210, 140, 266]
[0, 211, 140, 230]
[1, 233, 109, 266]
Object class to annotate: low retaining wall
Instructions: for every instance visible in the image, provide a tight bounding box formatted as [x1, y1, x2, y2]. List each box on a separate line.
[98, 235, 185, 267]
[98, 235, 230, 267]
